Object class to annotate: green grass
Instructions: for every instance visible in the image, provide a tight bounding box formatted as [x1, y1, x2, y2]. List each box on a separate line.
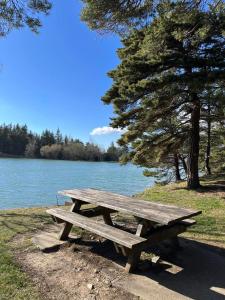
[138, 175, 225, 245]
[0, 207, 52, 300]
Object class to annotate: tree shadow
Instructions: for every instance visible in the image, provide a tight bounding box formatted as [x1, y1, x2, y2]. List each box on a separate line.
[71, 237, 225, 300]
[173, 183, 225, 194]
[197, 184, 225, 194]
[138, 238, 225, 299]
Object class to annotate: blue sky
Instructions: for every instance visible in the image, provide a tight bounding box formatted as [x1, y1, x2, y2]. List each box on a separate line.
[0, 0, 122, 148]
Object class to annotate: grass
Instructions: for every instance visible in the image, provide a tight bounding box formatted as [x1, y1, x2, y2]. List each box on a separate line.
[138, 174, 225, 246]
[0, 207, 52, 300]
[0, 175, 224, 299]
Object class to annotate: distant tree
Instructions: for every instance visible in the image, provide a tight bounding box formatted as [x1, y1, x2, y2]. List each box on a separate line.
[40, 144, 62, 159]
[85, 142, 103, 161]
[55, 128, 63, 144]
[25, 138, 39, 158]
[0, 124, 25, 155]
[0, 123, 131, 163]
[104, 142, 121, 161]
[0, 0, 52, 37]
[64, 135, 69, 145]
[62, 141, 85, 160]
[40, 129, 55, 146]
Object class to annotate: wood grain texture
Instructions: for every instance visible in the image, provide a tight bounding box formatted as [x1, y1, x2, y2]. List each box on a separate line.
[59, 189, 201, 225]
[47, 208, 146, 249]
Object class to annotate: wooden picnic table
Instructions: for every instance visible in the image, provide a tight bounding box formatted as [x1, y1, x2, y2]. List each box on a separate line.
[47, 188, 201, 273]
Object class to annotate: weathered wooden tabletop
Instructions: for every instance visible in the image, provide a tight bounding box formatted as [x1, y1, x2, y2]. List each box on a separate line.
[59, 188, 201, 225]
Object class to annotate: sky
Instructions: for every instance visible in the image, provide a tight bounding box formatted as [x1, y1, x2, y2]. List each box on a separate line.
[0, 0, 122, 148]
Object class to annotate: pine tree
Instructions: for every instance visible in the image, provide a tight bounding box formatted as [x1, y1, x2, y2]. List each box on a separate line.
[81, 0, 154, 35]
[0, 0, 52, 37]
[102, 1, 225, 189]
[81, 0, 218, 35]
[40, 130, 55, 146]
[55, 128, 63, 144]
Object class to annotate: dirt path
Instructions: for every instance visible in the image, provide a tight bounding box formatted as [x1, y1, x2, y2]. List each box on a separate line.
[12, 226, 225, 300]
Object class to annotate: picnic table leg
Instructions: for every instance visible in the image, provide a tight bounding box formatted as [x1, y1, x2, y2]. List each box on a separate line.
[125, 248, 142, 273]
[102, 209, 121, 254]
[136, 219, 150, 237]
[125, 219, 152, 272]
[58, 199, 82, 241]
[102, 210, 113, 226]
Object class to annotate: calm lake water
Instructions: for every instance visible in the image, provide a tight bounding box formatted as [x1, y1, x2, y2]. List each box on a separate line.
[0, 158, 154, 210]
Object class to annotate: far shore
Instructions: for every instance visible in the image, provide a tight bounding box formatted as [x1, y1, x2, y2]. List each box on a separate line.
[0, 153, 119, 163]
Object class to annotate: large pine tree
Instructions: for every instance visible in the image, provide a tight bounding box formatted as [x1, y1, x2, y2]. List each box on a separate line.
[102, 1, 225, 189]
[81, 0, 219, 35]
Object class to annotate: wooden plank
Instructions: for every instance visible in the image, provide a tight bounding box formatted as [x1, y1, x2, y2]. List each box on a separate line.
[85, 189, 201, 220]
[59, 189, 201, 225]
[64, 189, 200, 218]
[47, 208, 146, 249]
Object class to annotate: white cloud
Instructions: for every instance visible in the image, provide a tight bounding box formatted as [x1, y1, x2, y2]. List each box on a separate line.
[90, 126, 125, 136]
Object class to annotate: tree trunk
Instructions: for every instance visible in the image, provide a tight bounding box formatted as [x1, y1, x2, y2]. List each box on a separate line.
[187, 93, 201, 189]
[205, 102, 211, 175]
[174, 153, 181, 181]
[179, 154, 187, 175]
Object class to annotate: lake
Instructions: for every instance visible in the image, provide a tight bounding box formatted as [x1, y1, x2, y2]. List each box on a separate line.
[0, 158, 154, 210]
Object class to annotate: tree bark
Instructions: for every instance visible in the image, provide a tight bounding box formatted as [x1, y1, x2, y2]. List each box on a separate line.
[179, 154, 187, 175]
[174, 153, 181, 181]
[205, 102, 211, 175]
[187, 93, 201, 189]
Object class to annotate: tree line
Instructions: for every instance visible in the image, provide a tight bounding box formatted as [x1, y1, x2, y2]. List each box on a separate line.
[0, 124, 125, 162]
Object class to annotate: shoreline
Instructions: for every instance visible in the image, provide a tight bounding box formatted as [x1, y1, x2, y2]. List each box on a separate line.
[0, 154, 119, 163]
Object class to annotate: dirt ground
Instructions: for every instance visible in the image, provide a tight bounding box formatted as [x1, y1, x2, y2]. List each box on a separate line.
[12, 224, 225, 300]
[12, 226, 138, 300]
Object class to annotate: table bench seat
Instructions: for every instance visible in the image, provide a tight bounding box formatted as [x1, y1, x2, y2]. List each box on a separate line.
[47, 208, 146, 249]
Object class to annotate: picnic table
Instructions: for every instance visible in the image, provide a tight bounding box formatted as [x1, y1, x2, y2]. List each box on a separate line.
[47, 188, 201, 272]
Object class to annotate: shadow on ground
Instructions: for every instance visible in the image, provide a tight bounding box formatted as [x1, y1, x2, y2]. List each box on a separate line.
[72, 237, 225, 300]
[172, 177, 225, 195]
[4, 210, 225, 299]
[173, 184, 225, 194]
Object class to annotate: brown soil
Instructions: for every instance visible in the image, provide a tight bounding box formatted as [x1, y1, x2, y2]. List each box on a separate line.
[12, 227, 139, 300]
[11, 223, 225, 300]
